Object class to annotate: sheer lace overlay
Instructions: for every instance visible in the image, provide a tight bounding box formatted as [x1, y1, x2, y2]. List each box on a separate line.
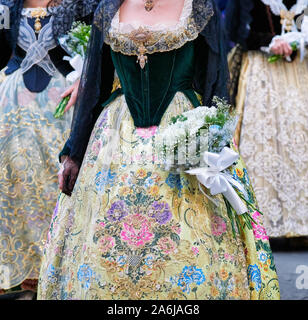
[237, 51, 308, 237]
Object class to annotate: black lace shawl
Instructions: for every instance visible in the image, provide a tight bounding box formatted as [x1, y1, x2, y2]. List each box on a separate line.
[62, 0, 230, 164]
[48, 0, 101, 38]
[215, 0, 228, 11]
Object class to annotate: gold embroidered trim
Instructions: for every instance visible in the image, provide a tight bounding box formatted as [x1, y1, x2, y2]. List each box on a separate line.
[104, 1, 214, 58]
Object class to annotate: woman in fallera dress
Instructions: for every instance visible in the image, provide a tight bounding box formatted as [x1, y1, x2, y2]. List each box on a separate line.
[226, 0, 308, 238]
[38, 0, 280, 300]
[0, 0, 98, 295]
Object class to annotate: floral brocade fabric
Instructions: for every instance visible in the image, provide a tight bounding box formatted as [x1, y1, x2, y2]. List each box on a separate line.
[38, 93, 280, 300]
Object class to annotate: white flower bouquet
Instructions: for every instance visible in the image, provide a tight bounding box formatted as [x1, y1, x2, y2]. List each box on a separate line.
[155, 97, 261, 237]
[155, 97, 238, 171]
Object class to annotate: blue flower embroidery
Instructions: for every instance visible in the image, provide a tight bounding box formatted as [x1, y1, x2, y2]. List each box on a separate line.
[144, 178, 154, 188]
[77, 264, 93, 289]
[258, 251, 268, 263]
[243, 168, 250, 185]
[232, 169, 242, 183]
[95, 169, 116, 192]
[116, 255, 126, 266]
[98, 109, 109, 127]
[247, 264, 262, 292]
[177, 266, 206, 293]
[145, 255, 155, 267]
[46, 264, 57, 283]
[165, 173, 186, 196]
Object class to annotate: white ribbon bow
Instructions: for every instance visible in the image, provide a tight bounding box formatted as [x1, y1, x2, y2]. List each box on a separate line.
[63, 54, 84, 83]
[186, 147, 248, 215]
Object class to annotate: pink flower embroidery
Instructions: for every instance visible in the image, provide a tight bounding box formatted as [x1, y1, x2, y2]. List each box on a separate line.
[171, 225, 182, 235]
[65, 249, 73, 257]
[211, 216, 227, 237]
[47, 231, 51, 243]
[136, 126, 158, 139]
[1, 96, 8, 107]
[54, 246, 61, 255]
[224, 253, 232, 260]
[252, 211, 269, 241]
[92, 140, 102, 156]
[120, 214, 154, 248]
[192, 247, 199, 255]
[99, 236, 115, 253]
[232, 137, 238, 149]
[18, 89, 36, 106]
[48, 87, 62, 104]
[157, 237, 177, 254]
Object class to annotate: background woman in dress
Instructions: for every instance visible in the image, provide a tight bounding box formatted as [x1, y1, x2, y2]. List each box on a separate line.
[226, 0, 308, 240]
[0, 0, 99, 297]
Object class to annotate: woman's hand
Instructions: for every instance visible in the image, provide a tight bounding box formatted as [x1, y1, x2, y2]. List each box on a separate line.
[61, 79, 80, 113]
[270, 39, 293, 57]
[58, 155, 67, 191]
[59, 156, 80, 196]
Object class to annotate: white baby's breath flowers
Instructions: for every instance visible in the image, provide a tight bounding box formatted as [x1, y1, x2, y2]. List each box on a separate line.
[155, 97, 237, 171]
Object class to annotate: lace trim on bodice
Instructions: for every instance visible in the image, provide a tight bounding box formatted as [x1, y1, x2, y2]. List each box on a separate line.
[104, 0, 213, 57]
[21, 7, 51, 18]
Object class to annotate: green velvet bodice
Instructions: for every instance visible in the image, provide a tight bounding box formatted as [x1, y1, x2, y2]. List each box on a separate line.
[107, 40, 201, 128]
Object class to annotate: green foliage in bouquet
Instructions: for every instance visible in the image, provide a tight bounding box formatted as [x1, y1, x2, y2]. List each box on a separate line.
[204, 96, 233, 127]
[64, 21, 92, 58]
[54, 22, 92, 119]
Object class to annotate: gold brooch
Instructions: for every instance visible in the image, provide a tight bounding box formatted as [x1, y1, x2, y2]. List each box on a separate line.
[280, 9, 295, 32]
[144, 0, 155, 12]
[31, 7, 47, 33]
[129, 27, 153, 69]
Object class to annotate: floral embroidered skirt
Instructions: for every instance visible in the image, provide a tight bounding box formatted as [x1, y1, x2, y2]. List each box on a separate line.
[233, 52, 308, 237]
[0, 69, 72, 289]
[37, 92, 280, 300]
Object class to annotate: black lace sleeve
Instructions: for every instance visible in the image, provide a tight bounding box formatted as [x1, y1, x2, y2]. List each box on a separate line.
[215, 0, 228, 11]
[193, 0, 229, 105]
[63, 23, 115, 164]
[59, 0, 123, 164]
[225, 0, 254, 50]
